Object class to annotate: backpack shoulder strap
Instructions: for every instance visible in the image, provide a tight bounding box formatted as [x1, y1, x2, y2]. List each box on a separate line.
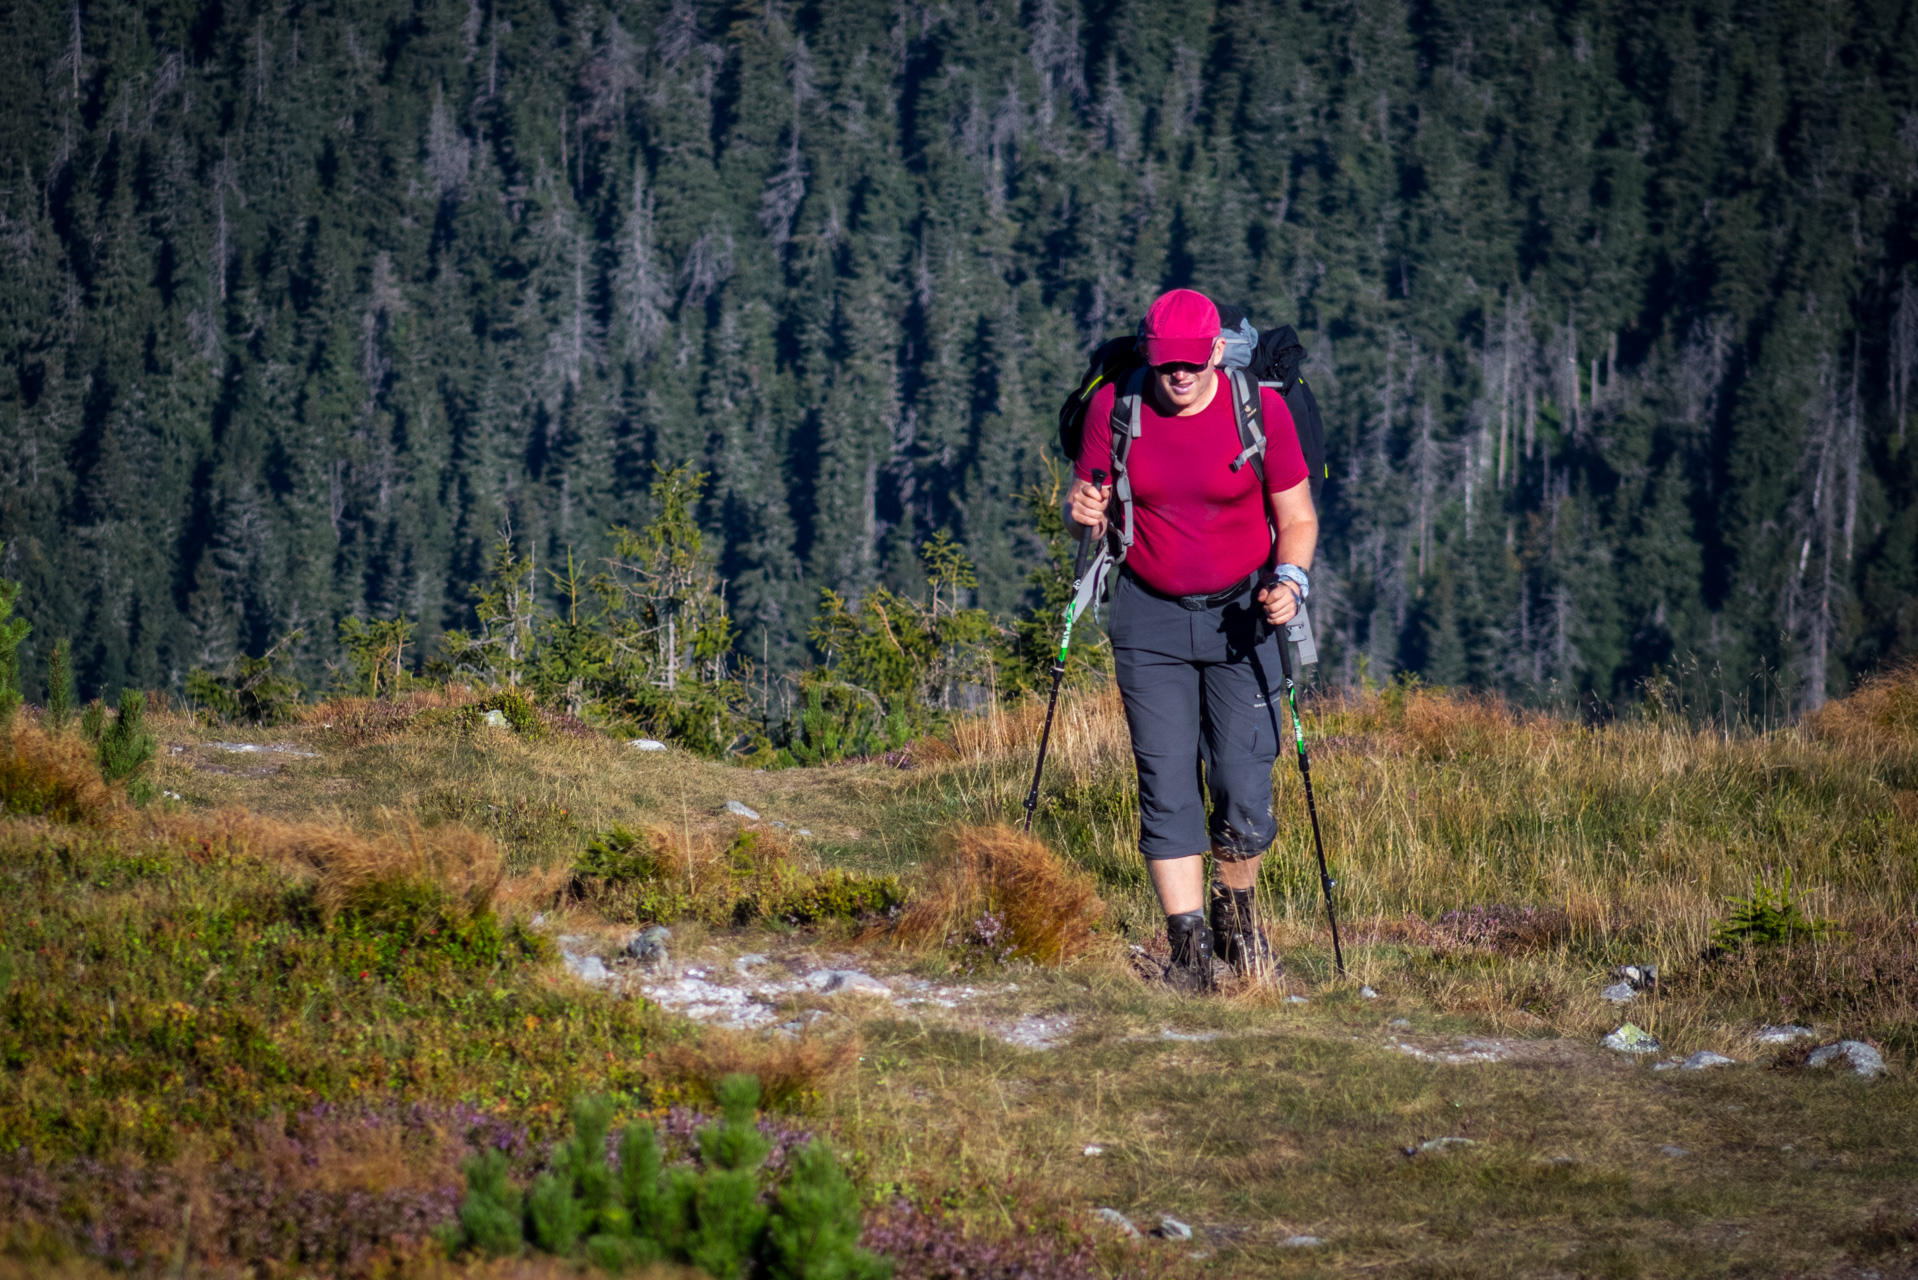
[1225, 367, 1266, 485]
[1107, 366, 1148, 563]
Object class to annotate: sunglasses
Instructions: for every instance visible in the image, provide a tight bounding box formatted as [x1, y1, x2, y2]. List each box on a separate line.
[1152, 361, 1210, 376]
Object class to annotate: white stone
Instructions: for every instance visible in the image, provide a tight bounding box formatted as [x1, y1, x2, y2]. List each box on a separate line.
[1359, 985, 1378, 999]
[1392, 1039, 1509, 1065]
[1161, 1028, 1220, 1042]
[1082, 1145, 1103, 1157]
[724, 800, 761, 819]
[1756, 1024, 1815, 1044]
[1681, 1050, 1738, 1071]
[208, 741, 319, 757]
[560, 945, 613, 984]
[733, 953, 769, 975]
[1092, 1208, 1139, 1238]
[1660, 1145, 1690, 1157]
[1600, 981, 1636, 1004]
[1601, 1023, 1661, 1054]
[1157, 1216, 1193, 1241]
[1279, 1236, 1323, 1247]
[798, 829, 814, 837]
[1002, 1014, 1074, 1050]
[806, 969, 890, 995]
[627, 926, 671, 964]
[1286, 994, 1309, 1004]
[482, 709, 510, 728]
[1807, 1040, 1886, 1078]
[628, 738, 668, 751]
[1417, 1136, 1477, 1153]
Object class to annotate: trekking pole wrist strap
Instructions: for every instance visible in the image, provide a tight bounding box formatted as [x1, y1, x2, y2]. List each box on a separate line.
[1271, 563, 1309, 602]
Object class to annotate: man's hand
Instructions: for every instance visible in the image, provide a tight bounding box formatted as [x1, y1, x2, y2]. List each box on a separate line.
[1257, 579, 1301, 628]
[1067, 476, 1110, 538]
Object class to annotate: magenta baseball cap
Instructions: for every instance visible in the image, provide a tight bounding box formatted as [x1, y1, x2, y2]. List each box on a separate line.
[1139, 289, 1220, 367]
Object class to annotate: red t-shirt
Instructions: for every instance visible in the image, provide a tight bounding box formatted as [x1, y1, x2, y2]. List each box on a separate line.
[1074, 376, 1309, 596]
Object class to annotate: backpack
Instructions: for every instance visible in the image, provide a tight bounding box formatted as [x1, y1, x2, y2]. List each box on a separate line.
[1055, 303, 1329, 569]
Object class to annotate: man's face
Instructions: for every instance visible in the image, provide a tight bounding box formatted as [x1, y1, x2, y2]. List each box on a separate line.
[1152, 337, 1226, 411]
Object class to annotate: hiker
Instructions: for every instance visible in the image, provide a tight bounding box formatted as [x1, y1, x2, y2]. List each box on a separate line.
[1068, 288, 1317, 992]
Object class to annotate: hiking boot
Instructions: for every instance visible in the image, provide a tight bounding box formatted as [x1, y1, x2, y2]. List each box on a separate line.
[1210, 881, 1277, 979]
[1164, 910, 1216, 994]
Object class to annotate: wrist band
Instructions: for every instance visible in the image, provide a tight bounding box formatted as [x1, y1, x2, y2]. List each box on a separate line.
[1273, 563, 1310, 602]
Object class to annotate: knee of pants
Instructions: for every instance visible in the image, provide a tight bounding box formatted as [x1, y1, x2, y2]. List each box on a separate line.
[1207, 760, 1279, 856]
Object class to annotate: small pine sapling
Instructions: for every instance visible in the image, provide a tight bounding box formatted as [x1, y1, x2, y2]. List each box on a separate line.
[97, 688, 157, 785]
[526, 1169, 587, 1257]
[616, 1122, 676, 1261]
[0, 550, 29, 728]
[452, 1149, 524, 1258]
[688, 1074, 773, 1280]
[45, 639, 73, 731]
[80, 699, 105, 742]
[765, 1140, 893, 1280]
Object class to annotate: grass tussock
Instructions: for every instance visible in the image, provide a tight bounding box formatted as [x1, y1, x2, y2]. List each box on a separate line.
[0, 721, 120, 825]
[1808, 659, 1918, 750]
[646, 1028, 862, 1110]
[891, 824, 1105, 965]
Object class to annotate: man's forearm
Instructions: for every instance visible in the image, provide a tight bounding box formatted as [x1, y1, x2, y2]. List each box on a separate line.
[1274, 516, 1317, 573]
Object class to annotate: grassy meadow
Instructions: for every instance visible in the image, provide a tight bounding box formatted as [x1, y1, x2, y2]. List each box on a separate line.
[2, 668, 1916, 1277]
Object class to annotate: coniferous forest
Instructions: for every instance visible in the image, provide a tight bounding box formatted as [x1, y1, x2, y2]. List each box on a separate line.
[3, 0, 1916, 721]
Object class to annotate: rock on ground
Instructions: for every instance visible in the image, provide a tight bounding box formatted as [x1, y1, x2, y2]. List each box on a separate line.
[1756, 1024, 1815, 1044]
[1601, 1023, 1661, 1054]
[1807, 1040, 1886, 1078]
[1681, 1050, 1738, 1071]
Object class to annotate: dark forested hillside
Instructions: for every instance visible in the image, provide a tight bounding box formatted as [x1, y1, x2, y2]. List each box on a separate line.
[2, 0, 1915, 712]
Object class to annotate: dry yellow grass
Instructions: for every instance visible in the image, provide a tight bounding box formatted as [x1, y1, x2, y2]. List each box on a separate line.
[646, 1028, 863, 1110]
[0, 721, 121, 826]
[140, 806, 505, 920]
[891, 823, 1106, 964]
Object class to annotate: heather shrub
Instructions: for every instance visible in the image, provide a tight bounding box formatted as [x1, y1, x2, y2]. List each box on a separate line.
[445, 1078, 890, 1278]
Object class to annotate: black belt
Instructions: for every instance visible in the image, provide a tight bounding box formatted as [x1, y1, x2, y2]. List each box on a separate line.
[1122, 566, 1256, 610]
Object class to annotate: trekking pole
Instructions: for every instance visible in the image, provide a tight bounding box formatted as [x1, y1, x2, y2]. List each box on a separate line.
[1274, 604, 1347, 977]
[1023, 469, 1107, 833]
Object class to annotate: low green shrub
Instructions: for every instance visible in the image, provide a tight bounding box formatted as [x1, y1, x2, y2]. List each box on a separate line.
[444, 1076, 889, 1279]
[1711, 869, 1833, 950]
[573, 826, 903, 929]
[185, 631, 305, 725]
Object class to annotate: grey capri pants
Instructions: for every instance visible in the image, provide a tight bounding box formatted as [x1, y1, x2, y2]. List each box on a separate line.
[1108, 567, 1283, 861]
